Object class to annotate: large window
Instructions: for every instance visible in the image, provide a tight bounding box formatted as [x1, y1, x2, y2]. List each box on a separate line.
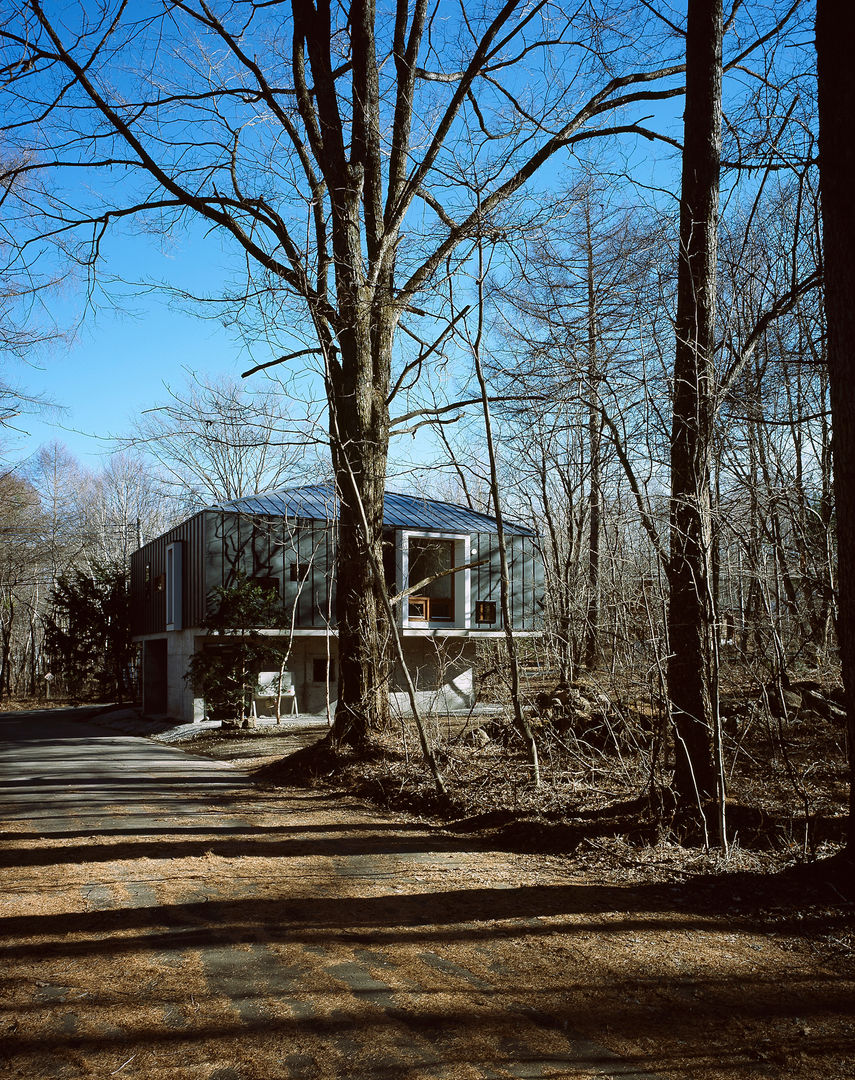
[408, 538, 454, 621]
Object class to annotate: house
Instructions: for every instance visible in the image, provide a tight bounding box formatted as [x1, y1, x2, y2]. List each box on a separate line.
[129, 484, 542, 723]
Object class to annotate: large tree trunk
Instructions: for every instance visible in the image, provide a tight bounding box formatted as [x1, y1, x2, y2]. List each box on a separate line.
[312, 0, 396, 749]
[327, 306, 394, 747]
[668, 0, 722, 816]
[328, 366, 392, 747]
[816, 0, 855, 867]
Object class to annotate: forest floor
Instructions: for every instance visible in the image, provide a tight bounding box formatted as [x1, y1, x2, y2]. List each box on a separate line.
[4, 688, 853, 1078]
[161, 690, 855, 1080]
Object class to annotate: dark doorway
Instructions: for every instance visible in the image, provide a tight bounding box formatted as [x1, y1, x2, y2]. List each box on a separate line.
[142, 639, 168, 715]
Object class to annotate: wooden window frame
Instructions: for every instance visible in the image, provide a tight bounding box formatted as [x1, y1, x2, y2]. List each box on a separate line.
[475, 600, 496, 625]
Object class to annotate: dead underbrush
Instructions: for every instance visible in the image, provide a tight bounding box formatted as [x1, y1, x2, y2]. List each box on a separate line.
[247, 669, 851, 890]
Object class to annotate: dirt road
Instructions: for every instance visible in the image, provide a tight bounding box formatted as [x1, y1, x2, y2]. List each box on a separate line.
[0, 710, 852, 1079]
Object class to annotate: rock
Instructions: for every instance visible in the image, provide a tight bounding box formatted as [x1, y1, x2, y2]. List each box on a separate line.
[767, 684, 802, 718]
[781, 688, 803, 714]
[799, 686, 847, 724]
[827, 702, 847, 723]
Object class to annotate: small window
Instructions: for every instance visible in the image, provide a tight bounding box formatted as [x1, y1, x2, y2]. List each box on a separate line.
[289, 561, 301, 582]
[475, 600, 497, 624]
[408, 596, 429, 621]
[312, 657, 334, 683]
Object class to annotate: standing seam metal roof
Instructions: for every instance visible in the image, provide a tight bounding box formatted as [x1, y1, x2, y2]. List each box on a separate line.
[213, 484, 535, 535]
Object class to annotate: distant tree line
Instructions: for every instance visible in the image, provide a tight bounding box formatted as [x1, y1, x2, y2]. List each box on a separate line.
[0, 374, 317, 703]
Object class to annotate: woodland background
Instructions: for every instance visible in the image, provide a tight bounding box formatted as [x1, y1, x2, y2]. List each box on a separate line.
[0, 1, 849, 859]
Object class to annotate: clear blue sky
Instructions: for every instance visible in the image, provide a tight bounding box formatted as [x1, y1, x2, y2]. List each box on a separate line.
[1, 0, 689, 476]
[10, 221, 287, 468]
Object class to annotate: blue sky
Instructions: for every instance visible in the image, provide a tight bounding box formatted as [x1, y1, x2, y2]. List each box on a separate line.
[9, 219, 288, 467]
[18, 304, 245, 466]
[0, 0, 690, 475]
[2, 0, 812, 483]
[9, 154, 677, 474]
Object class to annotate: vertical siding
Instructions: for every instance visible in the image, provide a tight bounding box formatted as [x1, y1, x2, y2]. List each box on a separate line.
[202, 511, 335, 629]
[133, 507, 541, 637]
[268, 517, 285, 585]
[296, 521, 313, 626]
[509, 534, 522, 628]
[469, 532, 543, 632]
[521, 535, 534, 629]
[280, 517, 299, 620]
[473, 532, 501, 630]
[532, 536, 545, 629]
[130, 512, 205, 635]
[204, 510, 224, 605]
[185, 512, 206, 628]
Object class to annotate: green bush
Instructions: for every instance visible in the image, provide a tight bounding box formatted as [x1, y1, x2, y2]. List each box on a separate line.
[187, 574, 288, 721]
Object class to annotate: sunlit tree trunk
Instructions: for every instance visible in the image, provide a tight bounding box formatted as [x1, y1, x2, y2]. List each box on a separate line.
[584, 204, 602, 670]
[668, 0, 722, 819]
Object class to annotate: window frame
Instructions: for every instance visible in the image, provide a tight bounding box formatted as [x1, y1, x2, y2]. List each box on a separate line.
[401, 531, 470, 628]
[165, 541, 183, 631]
[407, 536, 456, 622]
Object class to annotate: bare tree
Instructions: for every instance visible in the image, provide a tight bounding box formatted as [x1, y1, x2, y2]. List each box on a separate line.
[1, 0, 695, 746]
[0, 470, 47, 698]
[488, 183, 660, 679]
[466, 235, 540, 785]
[667, 0, 723, 832]
[86, 452, 175, 563]
[126, 372, 318, 510]
[26, 441, 90, 576]
[0, 149, 70, 437]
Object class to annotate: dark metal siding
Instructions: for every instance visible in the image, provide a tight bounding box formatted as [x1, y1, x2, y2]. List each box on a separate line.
[203, 511, 336, 629]
[132, 504, 543, 635]
[470, 532, 543, 632]
[473, 532, 502, 630]
[130, 512, 206, 636]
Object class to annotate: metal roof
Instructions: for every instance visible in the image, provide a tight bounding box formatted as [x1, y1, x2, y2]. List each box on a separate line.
[213, 483, 535, 536]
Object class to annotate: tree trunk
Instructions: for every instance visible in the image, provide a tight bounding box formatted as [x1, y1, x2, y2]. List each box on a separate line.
[313, 0, 396, 749]
[328, 329, 393, 748]
[668, 0, 722, 818]
[584, 203, 602, 670]
[816, 0, 855, 868]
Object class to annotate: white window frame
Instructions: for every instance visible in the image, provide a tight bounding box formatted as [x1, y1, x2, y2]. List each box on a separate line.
[400, 532, 470, 629]
[165, 541, 183, 631]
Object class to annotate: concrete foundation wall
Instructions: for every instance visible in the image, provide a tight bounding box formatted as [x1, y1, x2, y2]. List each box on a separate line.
[389, 639, 475, 716]
[167, 629, 206, 722]
[139, 632, 478, 724]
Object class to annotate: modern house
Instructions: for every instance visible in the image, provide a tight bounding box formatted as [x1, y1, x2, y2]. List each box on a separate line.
[129, 484, 542, 723]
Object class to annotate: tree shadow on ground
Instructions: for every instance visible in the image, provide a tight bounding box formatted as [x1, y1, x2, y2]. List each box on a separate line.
[1, 863, 852, 961]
